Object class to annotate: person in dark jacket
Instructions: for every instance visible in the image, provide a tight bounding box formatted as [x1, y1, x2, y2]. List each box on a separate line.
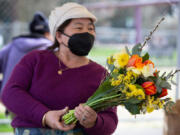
[0, 12, 52, 95]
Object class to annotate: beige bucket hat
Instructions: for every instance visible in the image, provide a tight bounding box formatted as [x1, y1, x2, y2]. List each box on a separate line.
[49, 2, 97, 37]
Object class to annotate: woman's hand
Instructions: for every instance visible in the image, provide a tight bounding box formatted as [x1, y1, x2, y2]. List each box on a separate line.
[44, 107, 75, 131]
[74, 104, 97, 128]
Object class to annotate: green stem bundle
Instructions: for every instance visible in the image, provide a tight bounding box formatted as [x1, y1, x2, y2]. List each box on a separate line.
[62, 93, 123, 124]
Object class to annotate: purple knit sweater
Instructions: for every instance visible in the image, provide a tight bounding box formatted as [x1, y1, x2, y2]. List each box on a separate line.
[1, 50, 118, 135]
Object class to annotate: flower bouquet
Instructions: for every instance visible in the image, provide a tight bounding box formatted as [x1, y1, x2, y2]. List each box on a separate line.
[62, 17, 179, 124]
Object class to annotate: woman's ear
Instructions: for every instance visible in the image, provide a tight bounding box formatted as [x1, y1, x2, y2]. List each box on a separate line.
[56, 31, 62, 44]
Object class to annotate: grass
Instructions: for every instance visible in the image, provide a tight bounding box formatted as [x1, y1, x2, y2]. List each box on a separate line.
[89, 46, 120, 57]
[0, 113, 6, 119]
[88, 46, 121, 66]
[0, 113, 13, 132]
[0, 124, 13, 132]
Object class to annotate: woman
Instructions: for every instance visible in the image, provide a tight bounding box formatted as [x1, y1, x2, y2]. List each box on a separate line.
[1, 3, 118, 135]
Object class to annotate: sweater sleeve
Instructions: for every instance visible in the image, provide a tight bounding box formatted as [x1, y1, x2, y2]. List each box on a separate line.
[1, 51, 50, 126]
[84, 107, 118, 135]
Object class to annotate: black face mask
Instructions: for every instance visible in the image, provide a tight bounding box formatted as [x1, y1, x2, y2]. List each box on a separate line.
[61, 32, 95, 56]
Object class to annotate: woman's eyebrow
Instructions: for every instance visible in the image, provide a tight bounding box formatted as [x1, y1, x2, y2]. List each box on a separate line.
[73, 22, 83, 26]
[73, 22, 94, 27]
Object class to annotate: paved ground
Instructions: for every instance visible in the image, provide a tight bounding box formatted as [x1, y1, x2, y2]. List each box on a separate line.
[113, 107, 164, 135]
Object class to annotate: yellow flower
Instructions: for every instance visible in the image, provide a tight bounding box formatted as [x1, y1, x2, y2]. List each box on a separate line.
[113, 53, 129, 68]
[128, 84, 137, 92]
[117, 74, 124, 81]
[136, 89, 145, 100]
[107, 56, 114, 65]
[147, 95, 154, 106]
[124, 84, 145, 100]
[144, 96, 164, 113]
[159, 100, 165, 108]
[147, 106, 154, 113]
[111, 78, 122, 86]
[113, 69, 119, 73]
[123, 71, 138, 84]
[151, 98, 165, 109]
[124, 76, 131, 84]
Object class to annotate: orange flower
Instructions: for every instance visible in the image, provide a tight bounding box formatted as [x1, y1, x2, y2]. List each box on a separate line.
[144, 60, 154, 68]
[127, 55, 144, 69]
[159, 88, 168, 98]
[141, 82, 157, 95]
[127, 55, 138, 67]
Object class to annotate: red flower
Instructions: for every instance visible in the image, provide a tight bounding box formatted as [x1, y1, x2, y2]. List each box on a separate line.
[159, 88, 168, 98]
[142, 82, 157, 95]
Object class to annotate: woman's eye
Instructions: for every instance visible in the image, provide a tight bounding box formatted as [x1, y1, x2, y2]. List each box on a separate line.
[88, 27, 95, 31]
[75, 27, 82, 30]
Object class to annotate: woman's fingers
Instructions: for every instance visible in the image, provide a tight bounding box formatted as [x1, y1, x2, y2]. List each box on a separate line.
[74, 104, 97, 128]
[74, 104, 85, 120]
[45, 107, 75, 131]
[84, 105, 96, 115]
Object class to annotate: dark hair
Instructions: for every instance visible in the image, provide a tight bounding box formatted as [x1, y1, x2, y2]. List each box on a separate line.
[47, 19, 72, 50]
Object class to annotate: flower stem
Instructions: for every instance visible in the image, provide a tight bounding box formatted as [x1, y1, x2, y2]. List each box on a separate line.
[86, 93, 122, 107]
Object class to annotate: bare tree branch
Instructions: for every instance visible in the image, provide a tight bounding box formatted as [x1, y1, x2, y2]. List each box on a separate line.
[141, 17, 165, 50]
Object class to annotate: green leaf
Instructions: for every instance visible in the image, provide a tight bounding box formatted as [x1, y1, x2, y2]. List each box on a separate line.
[125, 46, 131, 56]
[136, 77, 146, 85]
[148, 76, 157, 82]
[111, 72, 119, 79]
[156, 85, 162, 94]
[142, 53, 149, 62]
[126, 97, 142, 104]
[132, 43, 142, 56]
[87, 79, 114, 103]
[119, 68, 126, 74]
[160, 81, 171, 89]
[156, 78, 161, 86]
[134, 84, 143, 89]
[124, 102, 140, 115]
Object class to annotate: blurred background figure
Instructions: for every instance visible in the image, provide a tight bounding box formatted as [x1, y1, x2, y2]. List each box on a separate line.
[0, 11, 52, 97]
